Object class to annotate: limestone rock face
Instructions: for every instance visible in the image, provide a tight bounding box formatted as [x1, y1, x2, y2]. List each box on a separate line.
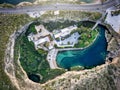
[3, 21, 120, 90]
[40, 29, 120, 90]
[5, 29, 120, 90]
[41, 56, 120, 90]
[105, 30, 112, 43]
[17, 2, 33, 7]
[105, 29, 120, 60]
[107, 38, 119, 51]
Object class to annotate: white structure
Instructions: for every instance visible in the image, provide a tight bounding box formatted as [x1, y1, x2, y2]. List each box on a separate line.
[55, 32, 80, 47]
[28, 33, 34, 41]
[34, 37, 50, 48]
[27, 24, 51, 50]
[28, 25, 50, 41]
[54, 10, 59, 15]
[105, 8, 120, 34]
[27, 11, 45, 18]
[53, 25, 77, 38]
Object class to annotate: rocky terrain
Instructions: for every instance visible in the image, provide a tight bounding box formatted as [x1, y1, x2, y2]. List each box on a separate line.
[0, 0, 102, 8]
[4, 29, 120, 90]
[3, 20, 120, 90]
[0, 8, 120, 89]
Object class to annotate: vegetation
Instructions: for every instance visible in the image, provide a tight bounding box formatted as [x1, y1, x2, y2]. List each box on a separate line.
[0, 14, 31, 90]
[42, 20, 98, 48]
[34, 0, 103, 5]
[0, 3, 15, 8]
[14, 20, 99, 84]
[70, 66, 84, 71]
[111, 10, 120, 16]
[15, 25, 66, 83]
[42, 20, 76, 32]
[25, 23, 37, 35]
[40, 10, 102, 21]
[73, 26, 99, 48]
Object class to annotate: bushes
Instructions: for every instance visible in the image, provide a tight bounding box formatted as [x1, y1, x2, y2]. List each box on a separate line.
[111, 10, 120, 16]
[25, 23, 37, 35]
[43, 20, 76, 32]
[73, 24, 98, 48]
[71, 66, 84, 71]
[16, 26, 65, 83]
[0, 14, 31, 90]
[18, 35, 43, 72]
[0, 3, 15, 8]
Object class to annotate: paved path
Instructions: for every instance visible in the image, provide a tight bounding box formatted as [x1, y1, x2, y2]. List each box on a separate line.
[0, 0, 117, 14]
[47, 49, 59, 69]
[92, 21, 101, 30]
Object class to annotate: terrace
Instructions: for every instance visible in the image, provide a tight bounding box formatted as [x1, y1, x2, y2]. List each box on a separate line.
[27, 24, 52, 50]
[55, 32, 80, 47]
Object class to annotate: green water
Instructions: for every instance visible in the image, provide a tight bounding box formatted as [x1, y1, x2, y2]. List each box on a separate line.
[56, 26, 108, 69]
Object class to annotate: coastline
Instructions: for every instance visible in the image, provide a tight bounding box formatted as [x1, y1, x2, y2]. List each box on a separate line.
[0, 0, 103, 7]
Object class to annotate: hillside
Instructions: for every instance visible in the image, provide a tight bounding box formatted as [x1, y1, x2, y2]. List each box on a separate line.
[0, 10, 120, 90]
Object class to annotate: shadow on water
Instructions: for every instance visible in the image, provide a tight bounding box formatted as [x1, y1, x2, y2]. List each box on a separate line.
[28, 74, 40, 83]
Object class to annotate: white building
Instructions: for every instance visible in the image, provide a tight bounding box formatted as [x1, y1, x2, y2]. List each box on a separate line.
[27, 11, 45, 18]
[53, 25, 77, 38]
[27, 24, 51, 50]
[34, 37, 50, 48]
[55, 32, 80, 47]
[54, 10, 59, 15]
[28, 33, 34, 41]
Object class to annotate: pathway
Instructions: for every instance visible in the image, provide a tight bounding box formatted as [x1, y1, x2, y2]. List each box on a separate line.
[47, 49, 59, 69]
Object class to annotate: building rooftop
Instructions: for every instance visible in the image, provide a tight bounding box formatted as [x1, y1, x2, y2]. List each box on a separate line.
[34, 37, 50, 46]
[53, 25, 77, 38]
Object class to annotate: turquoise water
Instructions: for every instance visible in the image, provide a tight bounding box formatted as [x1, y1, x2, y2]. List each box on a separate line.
[56, 26, 108, 69]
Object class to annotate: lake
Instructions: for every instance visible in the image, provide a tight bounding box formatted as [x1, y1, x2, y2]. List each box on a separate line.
[56, 25, 108, 69]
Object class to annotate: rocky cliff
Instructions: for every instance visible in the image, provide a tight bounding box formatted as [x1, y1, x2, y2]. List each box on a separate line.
[1, 12, 120, 90]
[3, 23, 120, 90]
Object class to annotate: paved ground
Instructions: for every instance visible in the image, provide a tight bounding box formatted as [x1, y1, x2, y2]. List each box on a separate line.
[105, 8, 120, 33]
[47, 49, 59, 69]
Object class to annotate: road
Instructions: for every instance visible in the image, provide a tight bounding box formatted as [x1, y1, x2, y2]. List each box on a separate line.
[0, 0, 118, 14]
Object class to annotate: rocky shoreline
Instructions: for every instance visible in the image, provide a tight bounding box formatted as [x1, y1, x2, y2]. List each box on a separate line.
[105, 25, 120, 63]
[0, 0, 102, 8]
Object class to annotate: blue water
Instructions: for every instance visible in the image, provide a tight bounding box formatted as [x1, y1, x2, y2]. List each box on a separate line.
[56, 26, 108, 69]
[0, 0, 94, 5]
[0, 0, 35, 5]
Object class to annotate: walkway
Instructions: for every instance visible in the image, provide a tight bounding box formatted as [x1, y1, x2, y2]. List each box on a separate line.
[47, 49, 59, 69]
[92, 20, 101, 30]
[92, 12, 107, 30]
